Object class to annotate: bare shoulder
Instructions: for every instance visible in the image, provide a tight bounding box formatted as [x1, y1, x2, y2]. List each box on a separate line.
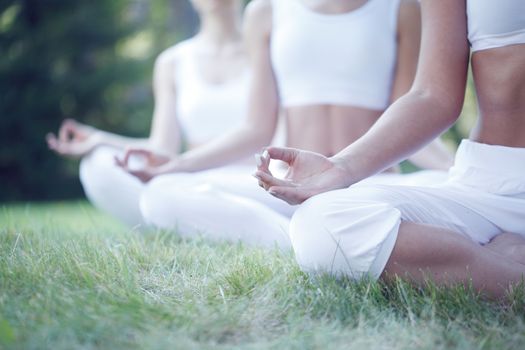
[154, 39, 195, 73]
[397, 0, 421, 34]
[244, 0, 272, 40]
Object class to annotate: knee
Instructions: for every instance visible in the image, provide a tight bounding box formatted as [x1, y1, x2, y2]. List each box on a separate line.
[79, 151, 97, 187]
[139, 176, 174, 226]
[289, 193, 336, 273]
[139, 175, 205, 228]
[79, 146, 118, 189]
[290, 188, 402, 280]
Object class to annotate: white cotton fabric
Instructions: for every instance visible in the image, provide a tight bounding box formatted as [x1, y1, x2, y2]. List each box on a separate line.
[79, 147, 448, 248]
[270, 0, 400, 109]
[289, 140, 525, 280]
[80, 146, 146, 227]
[135, 165, 446, 249]
[467, 0, 525, 52]
[139, 164, 294, 250]
[174, 39, 250, 145]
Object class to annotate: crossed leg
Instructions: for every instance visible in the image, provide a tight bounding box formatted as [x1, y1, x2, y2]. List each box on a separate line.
[289, 183, 525, 300]
[383, 222, 525, 299]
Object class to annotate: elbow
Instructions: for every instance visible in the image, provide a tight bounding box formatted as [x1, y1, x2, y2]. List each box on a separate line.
[241, 123, 275, 150]
[252, 127, 275, 149]
[411, 88, 464, 126]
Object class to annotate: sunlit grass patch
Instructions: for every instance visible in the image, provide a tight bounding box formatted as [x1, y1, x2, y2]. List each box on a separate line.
[1, 202, 524, 349]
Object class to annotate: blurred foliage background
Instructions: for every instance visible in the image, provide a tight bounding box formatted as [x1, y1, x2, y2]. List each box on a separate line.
[0, 0, 476, 202]
[0, 0, 198, 201]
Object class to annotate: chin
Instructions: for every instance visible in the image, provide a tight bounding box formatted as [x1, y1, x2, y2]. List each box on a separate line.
[192, 0, 238, 14]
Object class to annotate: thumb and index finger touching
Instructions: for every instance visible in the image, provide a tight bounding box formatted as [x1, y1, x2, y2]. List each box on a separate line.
[115, 148, 152, 168]
[263, 147, 300, 165]
[254, 147, 303, 192]
[58, 119, 80, 142]
[46, 119, 77, 149]
[255, 146, 300, 175]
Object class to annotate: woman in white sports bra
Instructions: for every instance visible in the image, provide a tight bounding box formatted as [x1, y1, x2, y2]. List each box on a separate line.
[118, 0, 453, 248]
[257, 0, 525, 298]
[47, 0, 249, 227]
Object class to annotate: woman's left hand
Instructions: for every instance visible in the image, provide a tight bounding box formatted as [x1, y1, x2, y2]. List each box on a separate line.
[115, 149, 174, 183]
[47, 119, 101, 158]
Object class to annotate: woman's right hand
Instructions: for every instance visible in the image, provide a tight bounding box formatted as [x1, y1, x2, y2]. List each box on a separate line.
[47, 119, 101, 158]
[254, 147, 354, 205]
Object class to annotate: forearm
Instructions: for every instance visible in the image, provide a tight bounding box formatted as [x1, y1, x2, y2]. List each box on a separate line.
[164, 125, 271, 173]
[333, 91, 459, 184]
[96, 131, 150, 151]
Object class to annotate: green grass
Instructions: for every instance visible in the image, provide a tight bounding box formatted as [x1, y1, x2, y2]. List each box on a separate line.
[1, 202, 524, 349]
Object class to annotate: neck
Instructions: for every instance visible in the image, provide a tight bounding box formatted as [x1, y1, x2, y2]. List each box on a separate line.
[197, 9, 242, 49]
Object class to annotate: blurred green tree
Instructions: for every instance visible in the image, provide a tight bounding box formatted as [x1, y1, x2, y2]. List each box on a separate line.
[0, 0, 196, 201]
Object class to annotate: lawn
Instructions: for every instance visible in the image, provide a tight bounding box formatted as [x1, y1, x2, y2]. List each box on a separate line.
[1, 202, 524, 349]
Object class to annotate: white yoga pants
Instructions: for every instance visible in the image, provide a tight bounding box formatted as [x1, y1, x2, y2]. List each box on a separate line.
[138, 165, 447, 250]
[80, 146, 145, 227]
[139, 165, 295, 249]
[289, 140, 525, 280]
[79, 146, 294, 248]
[79, 146, 450, 250]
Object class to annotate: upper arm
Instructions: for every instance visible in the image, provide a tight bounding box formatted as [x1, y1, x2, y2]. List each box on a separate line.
[149, 48, 181, 155]
[411, 0, 470, 117]
[389, 0, 421, 102]
[242, 0, 280, 139]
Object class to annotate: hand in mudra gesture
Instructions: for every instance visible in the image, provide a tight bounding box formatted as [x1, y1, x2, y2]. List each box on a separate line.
[47, 119, 100, 158]
[115, 149, 172, 183]
[253, 147, 352, 205]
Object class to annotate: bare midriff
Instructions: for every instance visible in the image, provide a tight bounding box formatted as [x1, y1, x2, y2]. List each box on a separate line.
[285, 104, 383, 157]
[470, 44, 525, 147]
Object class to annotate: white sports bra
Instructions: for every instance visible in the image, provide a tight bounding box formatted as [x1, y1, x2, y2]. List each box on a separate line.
[270, 0, 401, 110]
[467, 0, 525, 52]
[174, 40, 250, 146]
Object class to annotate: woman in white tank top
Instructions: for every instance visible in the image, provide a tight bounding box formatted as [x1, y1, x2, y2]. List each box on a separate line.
[116, 0, 453, 249]
[47, 0, 251, 227]
[257, 0, 525, 298]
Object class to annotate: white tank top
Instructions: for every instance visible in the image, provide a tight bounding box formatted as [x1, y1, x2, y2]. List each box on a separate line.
[467, 0, 525, 52]
[174, 40, 250, 146]
[270, 0, 401, 110]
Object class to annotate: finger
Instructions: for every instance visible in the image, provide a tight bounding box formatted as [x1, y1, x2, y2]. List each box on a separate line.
[254, 152, 271, 175]
[260, 149, 271, 172]
[54, 143, 69, 156]
[115, 154, 136, 169]
[254, 170, 296, 188]
[254, 153, 263, 168]
[128, 170, 152, 183]
[268, 186, 307, 205]
[116, 159, 154, 183]
[47, 136, 69, 155]
[257, 177, 273, 191]
[121, 149, 149, 167]
[115, 159, 134, 174]
[114, 155, 125, 168]
[46, 132, 56, 142]
[59, 119, 76, 141]
[46, 133, 58, 149]
[265, 147, 300, 165]
[126, 149, 153, 161]
[257, 179, 269, 191]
